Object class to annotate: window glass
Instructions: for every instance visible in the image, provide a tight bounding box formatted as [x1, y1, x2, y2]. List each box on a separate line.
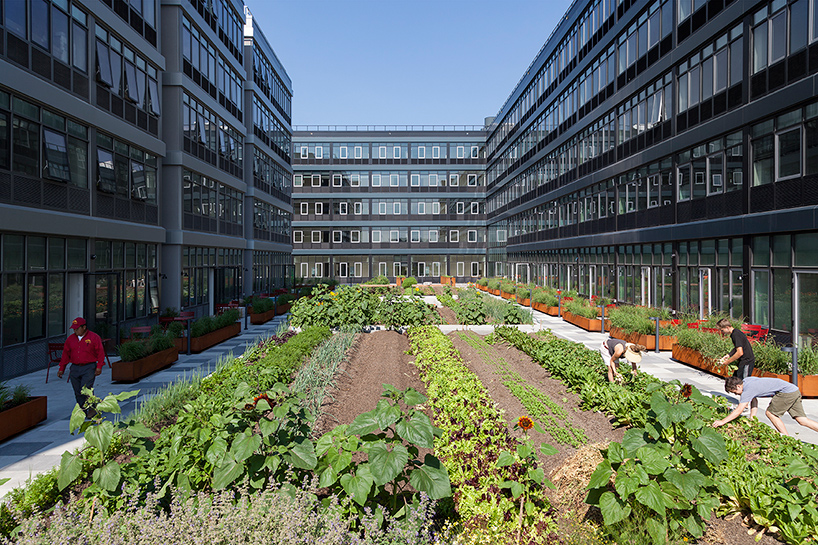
[67, 238, 87, 269]
[31, 0, 50, 49]
[48, 273, 64, 335]
[778, 129, 801, 178]
[795, 233, 818, 266]
[753, 22, 767, 73]
[752, 135, 774, 186]
[753, 236, 770, 266]
[12, 118, 39, 176]
[772, 234, 791, 266]
[73, 22, 87, 72]
[791, 0, 808, 52]
[28, 236, 47, 270]
[5, 0, 27, 37]
[3, 235, 25, 270]
[3, 274, 24, 345]
[52, 7, 70, 63]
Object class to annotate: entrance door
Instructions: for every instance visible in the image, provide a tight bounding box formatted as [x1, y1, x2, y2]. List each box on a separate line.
[699, 268, 712, 318]
[795, 271, 818, 347]
[84, 272, 121, 344]
[640, 267, 651, 306]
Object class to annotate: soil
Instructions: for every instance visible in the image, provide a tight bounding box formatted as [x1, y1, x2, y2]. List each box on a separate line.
[313, 327, 784, 545]
[436, 306, 458, 325]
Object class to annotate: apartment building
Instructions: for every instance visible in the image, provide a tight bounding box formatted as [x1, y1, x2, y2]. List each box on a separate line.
[0, 0, 292, 380]
[489, 0, 818, 343]
[292, 128, 486, 283]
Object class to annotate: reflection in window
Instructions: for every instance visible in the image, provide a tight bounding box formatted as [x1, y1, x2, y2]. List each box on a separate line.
[97, 148, 116, 193]
[12, 118, 39, 176]
[3, 274, 24, 345]
[43, 130, 71, 182]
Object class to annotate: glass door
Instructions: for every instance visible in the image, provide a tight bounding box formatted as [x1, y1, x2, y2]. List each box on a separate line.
[640, 266, 651, 306]
[588, 265, 596, 298]
[795, 271, 818, 347]
[698, 268, 712, 318]
[85, 272, 121, 345]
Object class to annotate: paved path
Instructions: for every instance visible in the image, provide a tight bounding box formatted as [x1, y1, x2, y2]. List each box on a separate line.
[0, 315, 289, 498]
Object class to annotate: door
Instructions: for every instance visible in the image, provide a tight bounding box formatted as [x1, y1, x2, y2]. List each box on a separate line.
[588, 265, 596, 298]
[640, 267, 651, 306]
[84, 272, 121, 344]
[337, 262, 348, 278]
[795, 271, 818, 347]
[698, 268, 712, 318]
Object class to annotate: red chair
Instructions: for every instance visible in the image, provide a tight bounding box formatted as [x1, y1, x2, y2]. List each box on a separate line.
[101, 338, 114, 368]
[46, 343, 64, 383]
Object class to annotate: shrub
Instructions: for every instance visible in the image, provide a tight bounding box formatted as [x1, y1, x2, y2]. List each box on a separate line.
[487, 278, 501, 290]
[531, 287, 558, 306]
[118, 330, 175, 362]
[499, 280, 516, 294]
[364, 275, 390, 285]
[515, 286, 530, 299]
[608, 305, 673, 335]
[402, 276, 418, 289]
[277, 293, 296, 305]
[159, 307, 179, 318]
[476, 277, 488, 286]
[799, 342, 818, 375]
[564, 297, 600, 319]
[250, 296, 275, 314]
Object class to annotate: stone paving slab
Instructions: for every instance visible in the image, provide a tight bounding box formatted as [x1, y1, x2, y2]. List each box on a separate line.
[0, 316, 290, 498]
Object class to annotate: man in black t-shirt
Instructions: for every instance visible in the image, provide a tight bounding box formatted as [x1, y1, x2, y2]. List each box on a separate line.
[717, 318, 755, 379]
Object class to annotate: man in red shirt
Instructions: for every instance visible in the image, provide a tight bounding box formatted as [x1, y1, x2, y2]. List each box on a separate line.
[57, 317, 106, 417]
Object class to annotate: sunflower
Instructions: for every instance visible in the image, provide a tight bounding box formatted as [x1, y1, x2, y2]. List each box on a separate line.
[681, 384, 693, 398]
[517, 416, 534, 431]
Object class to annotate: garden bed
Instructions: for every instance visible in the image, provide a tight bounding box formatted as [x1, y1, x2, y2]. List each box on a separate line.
[562, 311, 603, 332]
[173, 322, 241, 353]
[0, 396, 47, 442]
[112, 347, 179, 382]
[610, 326, 677, 351]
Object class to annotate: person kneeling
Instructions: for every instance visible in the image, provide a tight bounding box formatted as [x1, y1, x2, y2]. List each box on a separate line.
[713, 375, 818, 436]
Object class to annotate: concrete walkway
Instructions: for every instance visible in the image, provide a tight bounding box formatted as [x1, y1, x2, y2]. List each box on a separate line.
[0, 315, 289, 498]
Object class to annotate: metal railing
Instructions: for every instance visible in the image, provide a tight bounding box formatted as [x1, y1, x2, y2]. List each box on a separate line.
[293, 124, 487, 132]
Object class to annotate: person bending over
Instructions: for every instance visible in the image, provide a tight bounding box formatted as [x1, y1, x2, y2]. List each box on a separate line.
[599, 337, 645, 383]
[713, 375, 818, 436]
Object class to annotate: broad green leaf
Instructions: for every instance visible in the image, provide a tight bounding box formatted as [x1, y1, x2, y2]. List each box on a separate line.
[126, 422, 154, 438]
[57, 452, 83, 491]
[113, 390, 140, 402]
[286, 437, 317, 469]
[517, 444, 534, 459]
[369, 442, 409, 486]
[689, 386, 718, 407]
[496, 451, 516, 467]
[691, 428, 727, 465]
[0, 478, 9, 486]
[527, 467, 545, 485]
[314, 431, 337, 457]
[636, 445, 670, 475]
[606, 442, 625, 464]
[85, 420, 115, 454]
[680, 513, 705, 538]
[395, 412, 434, 449]
[598, 491, 631, 525]
[340, 464, 374, 506]
[614, 462, 648, 499]
[665, 468, 707, 501]
[212, 459, 244, 490]
[622, 429, 648, 456]
[69, 405, 86, 434]
[787, 503, 802, 521]
[409, 454, 451, 499]
[375, 400, 402, 431]
[96, 395, 122, 414]
[93, 461, 121, 491]
[539, 443, 558, 456]
[206, 437, 228, 466]
[635, 481, 666, 516]
[696, 495, 720, 521]
[505, 480, 524, 499]
[259, 418, 280, 438]
[645, 517, 667, 543]
[402, 388, 427, 406]
[587, 460, 613, 489]
[787, 457, 813, 477]
[347, 410, 380, 437]
[319, 465, 338, 488]
[230, 433, 262, 462]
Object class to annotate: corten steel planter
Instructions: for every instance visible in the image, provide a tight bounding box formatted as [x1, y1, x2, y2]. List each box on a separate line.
[609, 327, 677, 351]
[489, 289, 501, 296]
[759, 371, 818, 398]
[517, 298, 531, 306]
[440, 276, 456, 287]
[0, 396, 47, 442]
[500, 291, 514, 300]
[250, 309, 276, 324]
[671, 345, 729, 377]
[112, 347, 178, 381]
[275, 303, 292, 315]
[532, 302, 559, 316]
[562, 311, 603, 332]
[173, 323, 241, 354]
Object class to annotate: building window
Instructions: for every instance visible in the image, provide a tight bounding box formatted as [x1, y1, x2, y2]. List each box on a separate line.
[418, 146, 426, 159]
[470, 202, 479, 214]
[379, 202, 387, 214]
[372, 174, 381, 187]
[411, 230, 420, 243]
[339, 146, 348, 159]
[393, 146, 401, 159]
[411, 174, 420, 186]
[293, 231, 303, 244]
[449, 174, 459, 186]
[339, 202, 348, 215]
[457, 202, 465, 214]
[393, 202, 401, 215]
[450, 230, 459, 242]
[390, 230, 399, 243]
[379, 146, 387, 159]
[418, 201, 426, 214]
[372, 230, 382, 243]
[468, 230, 478, 243]
[432, 146, 440, 158]
[315, 202, 323, 215]
[471, 146, 479, 158]
[333, 231, 342, 243]
[311, 231, 321, 243]
[351, 174, 360, 187]
[429, 230, 438, 243]
[467, 173, 478, 186]
[351, 230, 360, 243]
[354, 146, 362, 159]
[354, 201, 363, 214]
[312, 174, 321, 187]
[457, 145, 465, 158]
[300, 202, 308, 215]
[314, 146, 323, 159]
[332, 174, 342, 187]
[457, 262, 465, 276]
[294, 174, 303, 187]
[471, 262, 480, 276]
[390, 173, 399, 187]
[300, 146, 308, 158]
[432, 201, 440, 214]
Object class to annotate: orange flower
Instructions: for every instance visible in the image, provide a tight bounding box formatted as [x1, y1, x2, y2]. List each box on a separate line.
[517, 416, 534, 431]
[681, 384, 693, 398]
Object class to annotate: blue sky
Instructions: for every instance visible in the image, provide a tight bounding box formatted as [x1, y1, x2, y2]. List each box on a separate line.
[243, 0, 572, 127]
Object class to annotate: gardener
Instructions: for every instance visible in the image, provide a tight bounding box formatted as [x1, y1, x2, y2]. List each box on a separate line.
[599, 337, 645, 383]
[57, 317, 106, 418]
[717, 318, 755, 379]
[714, 375, 818, 436]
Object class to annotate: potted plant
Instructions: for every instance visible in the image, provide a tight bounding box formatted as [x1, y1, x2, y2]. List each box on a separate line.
[562, 297, 603, 331]
[487, 278, 502, 295]
[608, 305, 677, 351]
[531, 288, 559, 315]
[276, 293, 296, 314]
[0, 383, 47, 442]
[174, 309, 241, 353]
[499, 280, 516, 299]
[248, 296, 276, 324]
[113, 328, 178, 381]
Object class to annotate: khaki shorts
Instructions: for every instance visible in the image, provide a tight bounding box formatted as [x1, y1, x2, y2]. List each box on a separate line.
[767, 390, 805, 419]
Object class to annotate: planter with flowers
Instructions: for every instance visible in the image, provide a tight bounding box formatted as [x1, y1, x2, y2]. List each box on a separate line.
[0, 383, 46, 442]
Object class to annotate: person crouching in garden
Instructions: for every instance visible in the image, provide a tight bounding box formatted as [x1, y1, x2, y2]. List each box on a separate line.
[599, 337, 646, 383]
[714, 375, 818, 436]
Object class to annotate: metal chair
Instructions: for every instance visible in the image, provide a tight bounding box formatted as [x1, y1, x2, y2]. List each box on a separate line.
[46, 343, 64, 383]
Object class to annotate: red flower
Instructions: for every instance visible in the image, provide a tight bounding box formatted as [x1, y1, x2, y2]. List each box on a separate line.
[253, 393, 271, 407]
[681, 384, 693, 398]
[517, 416, 534, 431]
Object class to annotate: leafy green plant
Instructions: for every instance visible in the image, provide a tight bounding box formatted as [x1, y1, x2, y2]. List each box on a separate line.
[531, 287, 558, 306]
[564, 297, 600, 319]
[585, 383, 726, 541]
[798, 342, 818, 375]
[250, 296, 276, 314]
[487, 278, 501, 291]
[277, 293, 296, 305]
[477, 277, 488, 287]
[608, 305, 673, 335]
[364, 275, 390, 285]
[402, 276, 418, 289]
[315, 385, 451, 519]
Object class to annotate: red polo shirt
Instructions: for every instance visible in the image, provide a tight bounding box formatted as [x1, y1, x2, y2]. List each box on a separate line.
[59, 330, 106, 373]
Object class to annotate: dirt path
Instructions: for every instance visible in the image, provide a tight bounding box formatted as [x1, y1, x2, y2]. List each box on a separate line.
[312, 330, 426, 438]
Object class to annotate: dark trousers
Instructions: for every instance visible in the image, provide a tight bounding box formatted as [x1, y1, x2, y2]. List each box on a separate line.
[733, 360, 755, 380]
[69, 364, 97, 414]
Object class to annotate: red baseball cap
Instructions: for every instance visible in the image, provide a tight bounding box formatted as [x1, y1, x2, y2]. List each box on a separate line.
[70, 317, 86, 329]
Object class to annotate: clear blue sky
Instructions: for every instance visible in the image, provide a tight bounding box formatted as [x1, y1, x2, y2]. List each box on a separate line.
[243, 0, 572, 127]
